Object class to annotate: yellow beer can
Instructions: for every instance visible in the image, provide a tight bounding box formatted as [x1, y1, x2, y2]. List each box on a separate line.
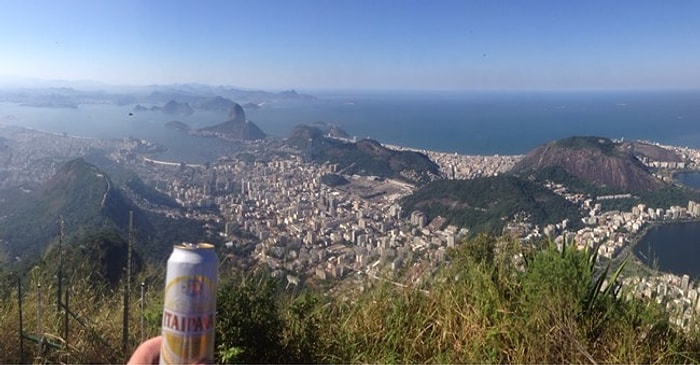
[160, 243, 217, 364]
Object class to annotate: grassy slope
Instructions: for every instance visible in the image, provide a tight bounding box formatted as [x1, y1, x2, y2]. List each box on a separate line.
[1, 235, 698, 364]
[319, 236, 699, 363]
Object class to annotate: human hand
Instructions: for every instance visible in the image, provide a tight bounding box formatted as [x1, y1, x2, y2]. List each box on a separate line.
[127, 336, 162, 365]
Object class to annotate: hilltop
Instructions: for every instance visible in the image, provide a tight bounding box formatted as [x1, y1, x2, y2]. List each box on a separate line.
[308, 121, 351, 139]
[192, 103, 267, 140]
[512, 136, 663, 192]
[287, 124, 440, 185]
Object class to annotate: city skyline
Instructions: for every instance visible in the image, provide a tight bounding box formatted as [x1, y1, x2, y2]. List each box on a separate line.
[0, 0, 699, 91]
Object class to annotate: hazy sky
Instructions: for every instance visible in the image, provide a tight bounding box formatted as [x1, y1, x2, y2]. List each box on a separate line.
[0, 0, 698, 91]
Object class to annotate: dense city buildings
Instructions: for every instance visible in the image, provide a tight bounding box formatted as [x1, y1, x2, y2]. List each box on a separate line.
[3, 125, 700, 327]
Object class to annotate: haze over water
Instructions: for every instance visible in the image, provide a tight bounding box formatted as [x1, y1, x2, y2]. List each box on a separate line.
[2, 90, 699, 160]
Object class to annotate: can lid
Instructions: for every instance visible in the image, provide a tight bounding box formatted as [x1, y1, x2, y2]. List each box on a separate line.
[175, 242, 215, 250]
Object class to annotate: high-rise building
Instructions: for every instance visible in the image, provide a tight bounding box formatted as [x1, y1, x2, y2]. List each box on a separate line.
[682, 274, 691, 293]
[410, 210, 427, 228]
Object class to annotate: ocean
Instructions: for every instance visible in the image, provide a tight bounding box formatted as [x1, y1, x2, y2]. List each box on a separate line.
[249, 90, 700, 155]
[1, 90, 699, 160]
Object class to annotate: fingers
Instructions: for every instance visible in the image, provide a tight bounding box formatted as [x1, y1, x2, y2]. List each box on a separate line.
[127, 336, 162, 365]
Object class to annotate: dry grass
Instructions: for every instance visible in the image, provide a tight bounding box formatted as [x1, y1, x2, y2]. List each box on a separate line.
[0, 269, 163, 364]
[2, 236, 699, 364]
[317, 237, 700, 364]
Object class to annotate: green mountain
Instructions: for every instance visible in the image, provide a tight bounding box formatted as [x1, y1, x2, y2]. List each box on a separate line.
[400, 175, 582, 235]
[0, 158, 205, 266]
[0, 158, 144, 262]
[287, 124, 440, 185]
[308, 121, 351, 138]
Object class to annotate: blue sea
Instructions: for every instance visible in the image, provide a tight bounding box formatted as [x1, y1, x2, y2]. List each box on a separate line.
[1, 90, 699, 161]
[250, 90, 700, 155]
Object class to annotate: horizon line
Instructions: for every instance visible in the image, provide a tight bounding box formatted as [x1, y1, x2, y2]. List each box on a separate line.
[0, 75, 699, 94]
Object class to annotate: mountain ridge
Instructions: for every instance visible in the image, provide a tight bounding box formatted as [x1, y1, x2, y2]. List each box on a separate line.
[0, 158, 205, 266]
[286, 124, 440, 185]
[0, 158, 146, 262]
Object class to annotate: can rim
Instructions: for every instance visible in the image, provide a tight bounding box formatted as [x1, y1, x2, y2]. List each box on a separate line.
[175, 242, 215, 250]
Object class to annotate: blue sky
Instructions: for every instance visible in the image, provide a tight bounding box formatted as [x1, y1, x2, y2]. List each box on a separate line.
[0, 0, 698, 91]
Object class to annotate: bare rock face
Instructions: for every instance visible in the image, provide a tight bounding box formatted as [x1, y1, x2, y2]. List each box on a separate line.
[227, 103, 246, 122]
[512, 136, 663, 191]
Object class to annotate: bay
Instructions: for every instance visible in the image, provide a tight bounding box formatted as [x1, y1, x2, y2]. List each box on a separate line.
[1, 90, 699, 161]
[0, 103, 239, 163]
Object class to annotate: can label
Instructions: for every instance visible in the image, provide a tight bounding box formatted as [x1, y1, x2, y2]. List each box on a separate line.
[160, 244, 217, 364]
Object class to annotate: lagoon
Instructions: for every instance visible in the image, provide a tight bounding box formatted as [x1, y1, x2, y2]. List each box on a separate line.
[634, 221, 700, 279]
[674, 171, 700, 189]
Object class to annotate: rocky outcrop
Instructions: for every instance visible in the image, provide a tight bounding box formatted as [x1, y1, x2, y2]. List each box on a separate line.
[512, 136, 663, 191]
[191, 103, 266, 140]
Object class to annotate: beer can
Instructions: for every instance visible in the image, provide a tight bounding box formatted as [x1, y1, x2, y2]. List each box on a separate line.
[160, 243, 217, 364]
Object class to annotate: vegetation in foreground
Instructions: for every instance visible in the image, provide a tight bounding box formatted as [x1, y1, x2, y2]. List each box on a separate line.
[1, 234, 699, 363]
